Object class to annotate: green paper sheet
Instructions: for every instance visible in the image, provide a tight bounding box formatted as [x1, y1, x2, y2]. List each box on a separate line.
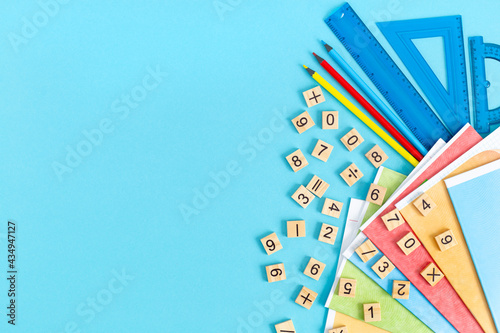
[328, 261, 433, 333]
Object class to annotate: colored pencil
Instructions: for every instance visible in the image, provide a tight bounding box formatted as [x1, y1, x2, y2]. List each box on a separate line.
[321, 40, 428, 156]
[313, 52, 423, 161]
[303, 65, 419, 167]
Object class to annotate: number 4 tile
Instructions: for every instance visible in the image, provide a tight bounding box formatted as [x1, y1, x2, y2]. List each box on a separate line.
[321, 198, 344, 218]
[311, 139, 333, 162]
[413, 192, 437, 216]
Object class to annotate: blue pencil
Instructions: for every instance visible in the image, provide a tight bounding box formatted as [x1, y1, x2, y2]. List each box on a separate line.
[321, 40, 428, 155]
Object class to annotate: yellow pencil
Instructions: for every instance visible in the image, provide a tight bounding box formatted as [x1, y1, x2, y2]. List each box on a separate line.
[304, 65, 418, 167]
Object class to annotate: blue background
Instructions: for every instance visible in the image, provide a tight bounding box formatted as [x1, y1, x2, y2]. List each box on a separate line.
[0, 0, 499, 332]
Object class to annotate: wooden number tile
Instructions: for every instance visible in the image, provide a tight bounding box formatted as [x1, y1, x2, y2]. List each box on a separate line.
[329, 326, 348, 333]
[340, 128, 364, 151]
[260, 232, 283, 255]
[365, 144, 388, 168]
[413, 192, 437, 216]
[295, 286, 318, 309]
[366, 183, 387, 206]
[266, 263, 286, 283]
[434, 229, 458, 252]
[318, 223, 338, 245]
[371, 255, 395, 279]
[322, 111, 339, 129]
[303, 86, 325, 107]
[338, 278, 356, 297]
[397, 232, 421, 255]
[303, 257, 326, 281]
[420, 263, 444, 286]
[381, 208, 405, 231]
[363, 303, 381, 322]
[275, 320, 295, 333]
[340, 163, 364, 187]
[306, 175, 330, 198]
[355, 239, 379, 263]
[392, 280, 410, 299]
[286, 149, 308, 172]
[311, 139, 334, 162]
[321, 198, 344, 218]
[291, 110, 315, 134]
[287, 220, 306, 238]
[291, 185, 314, 208]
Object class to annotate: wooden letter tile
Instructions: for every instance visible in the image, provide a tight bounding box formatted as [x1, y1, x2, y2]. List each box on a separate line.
[420, 263, 444, 286]
[266, 263, 286, 283]
[366, 183, 387, 206]
[338, 278, 356, 297]
[286, 149, 308, 172]
[291, 185, 314, 208]
[340, 163, 364, 187]
[413, 192, 437, 216]
[260, 232, 283, 255]
[322, 111, 339, 129]
[287, 220, 306, 238]
[329, 326, 348, 333]
[355, 239, 379, 263]
[295, 286, 318, 309]
[306, 175, 329, 198]
[363, 303, 381, 322]
[381, 208, 405, 231]
[392, 280, 410, 299]
[275, 320, 295, 333]
[365, 144, 388, 168]
[397, 232, 421, 255]
[291, 110, 315, 134]
[318, 223, 338, 245]
[434, 229, 458, 252]
[303, 86, 325, 107]
[371, 255, 395, 279]
[340, 128, 364, 151]
[321, 198, 344, 218]
[311, 139, 334, 162]
[303, 257, 326, 281]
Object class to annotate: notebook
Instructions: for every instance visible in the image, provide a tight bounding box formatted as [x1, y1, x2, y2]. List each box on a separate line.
[445, 159, 500, 331]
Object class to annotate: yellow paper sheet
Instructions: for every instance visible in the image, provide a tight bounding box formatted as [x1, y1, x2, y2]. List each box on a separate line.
[398, 150, 500, 333]
[333, 311, 389, 333]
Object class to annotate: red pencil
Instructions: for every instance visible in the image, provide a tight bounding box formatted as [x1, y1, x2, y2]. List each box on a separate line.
[313, 52, 423, 161]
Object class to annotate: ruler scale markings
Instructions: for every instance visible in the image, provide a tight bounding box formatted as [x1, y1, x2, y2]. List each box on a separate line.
[325, 4, 451, 150]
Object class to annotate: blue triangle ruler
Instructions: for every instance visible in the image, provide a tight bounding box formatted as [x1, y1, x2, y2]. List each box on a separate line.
[377, 16, 469, 135]
[469, 36, 500, 134]
[325, 3, 451, 150]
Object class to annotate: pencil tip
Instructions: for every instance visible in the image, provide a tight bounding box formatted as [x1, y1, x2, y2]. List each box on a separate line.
[321, 40, 326, 45]
[304, 66, 315, 76]
[323, 42, 333, 52]
[313, 52, 324, 63]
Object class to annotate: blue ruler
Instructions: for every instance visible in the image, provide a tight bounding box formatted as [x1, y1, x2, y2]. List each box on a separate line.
[324, 3, 451, 150]
[377, 16, 469, 135]
[469, 36, 500, 134]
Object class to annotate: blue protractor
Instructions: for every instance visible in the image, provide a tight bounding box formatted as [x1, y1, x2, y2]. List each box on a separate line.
[324, 3, 452, 150]
[469, 36, 500, 134]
